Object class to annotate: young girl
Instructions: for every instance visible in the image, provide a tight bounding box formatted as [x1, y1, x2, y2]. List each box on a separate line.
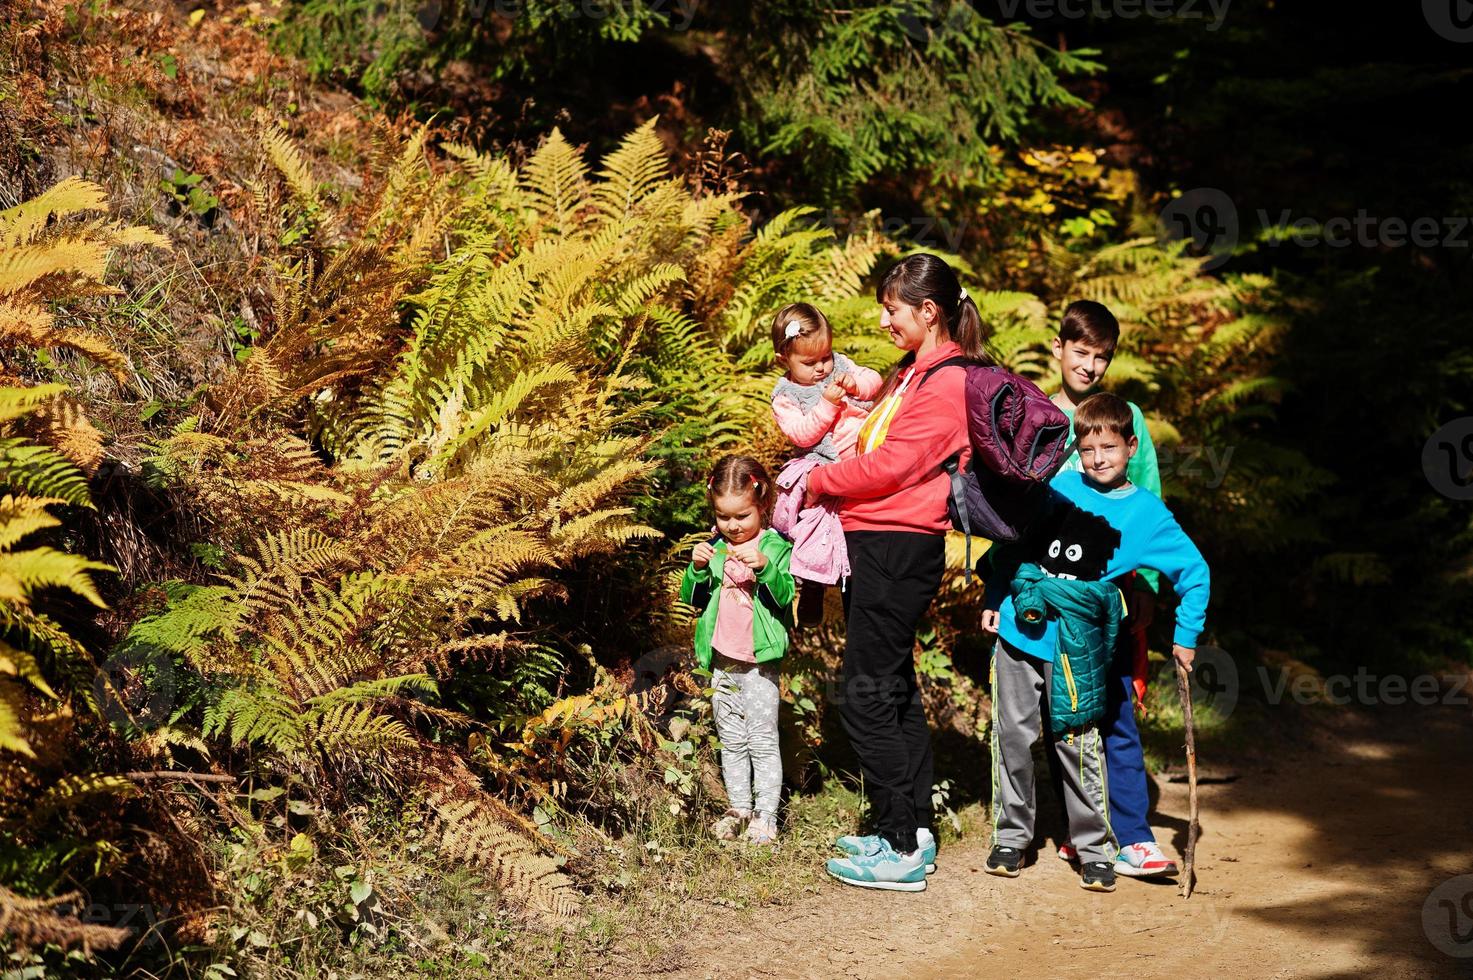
[678, 455, 796, 845]
[769, 303, 884, 623]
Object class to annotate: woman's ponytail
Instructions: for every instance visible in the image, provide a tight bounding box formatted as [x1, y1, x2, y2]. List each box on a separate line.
[953, 293, 989, 363]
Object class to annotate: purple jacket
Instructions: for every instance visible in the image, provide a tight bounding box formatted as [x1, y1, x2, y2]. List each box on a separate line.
[773, 457, 850, 586]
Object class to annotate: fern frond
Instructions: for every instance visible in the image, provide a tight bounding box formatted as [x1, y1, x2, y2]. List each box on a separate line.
[33, 772, 136, 817]
[0, 439, 94, 507]
[591, 117, 672, 224]
[426, 786, 582, 921]
[0, 884, 130, 952]
[263, 128, 324, 215]
[522, 129, 590, 236]
[0, 679, 33, 757]
[0, 640, 59, 701]
[0, 177, 109, 248]
[0, 546, 112, 609]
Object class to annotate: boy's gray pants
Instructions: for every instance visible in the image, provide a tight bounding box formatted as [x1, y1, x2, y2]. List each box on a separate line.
[990, 638, 1118, 864]
[711, 658, 782, 818]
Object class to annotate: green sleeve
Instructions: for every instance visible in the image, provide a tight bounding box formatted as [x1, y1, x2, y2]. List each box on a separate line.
[1128, 402, 1163, 594]
[757, 534, 796, 607]
[678, 561, 712, 605]
[1128, 402, 1162, 499]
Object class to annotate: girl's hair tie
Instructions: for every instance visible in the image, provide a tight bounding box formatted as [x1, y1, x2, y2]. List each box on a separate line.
[958, 287, 969, 302]
[783, 320, 803, 340]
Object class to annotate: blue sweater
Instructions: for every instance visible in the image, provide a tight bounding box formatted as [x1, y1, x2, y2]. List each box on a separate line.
[987, 471, 1210, 663]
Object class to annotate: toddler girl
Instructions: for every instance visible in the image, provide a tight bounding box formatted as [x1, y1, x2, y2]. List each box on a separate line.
[769, 303, 884, 623]
[770, 303, 885, 464]
[677, 455, 795, 845]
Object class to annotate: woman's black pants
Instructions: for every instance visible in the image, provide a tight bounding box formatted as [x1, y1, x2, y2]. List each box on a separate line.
[838, 530, 944, 854]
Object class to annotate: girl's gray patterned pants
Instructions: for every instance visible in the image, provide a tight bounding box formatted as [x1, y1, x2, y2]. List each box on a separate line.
[711, 658, 782, 818]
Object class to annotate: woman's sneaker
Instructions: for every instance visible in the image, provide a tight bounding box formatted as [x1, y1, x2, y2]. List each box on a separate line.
[917, 828, 937, 873]
[984, 845, 1023, 878]
[1057, 842, 1078, 863]
[1115, 841, 1180, 878]
[711, 808, 749, 841]
[825, 839, 927, 891]
[834, 829, 937, 874]
[1080, 861, 1117, 892]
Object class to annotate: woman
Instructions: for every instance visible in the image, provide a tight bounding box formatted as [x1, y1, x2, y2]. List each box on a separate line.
[807, 253, 990, 891]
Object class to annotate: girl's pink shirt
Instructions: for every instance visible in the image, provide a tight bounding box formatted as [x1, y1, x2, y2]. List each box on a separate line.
[709, 555, 757, 662]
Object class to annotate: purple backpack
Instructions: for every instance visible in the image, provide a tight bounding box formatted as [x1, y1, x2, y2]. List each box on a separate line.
[919, 357, 1073, 580]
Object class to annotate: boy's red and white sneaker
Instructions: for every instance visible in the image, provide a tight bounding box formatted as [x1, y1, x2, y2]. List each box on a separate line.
[1057, 842, 1078, 863]
[1115, 841, 1179, 878]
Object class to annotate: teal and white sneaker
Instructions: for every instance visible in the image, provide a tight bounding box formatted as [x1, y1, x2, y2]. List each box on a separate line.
[825, 839, 927, 892]
[834, 829, 938, 874]
[917, 828, 937, 874]
[835, 829, 938, 874]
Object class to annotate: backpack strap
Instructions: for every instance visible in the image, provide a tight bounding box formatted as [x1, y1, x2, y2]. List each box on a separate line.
[941, 454, 975, 586]
[917, 355, 973, 390]
[924, 356, 975, 584]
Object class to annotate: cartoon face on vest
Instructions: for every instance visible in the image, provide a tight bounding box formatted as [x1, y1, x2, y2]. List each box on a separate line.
[1036, 504, 1121, 582]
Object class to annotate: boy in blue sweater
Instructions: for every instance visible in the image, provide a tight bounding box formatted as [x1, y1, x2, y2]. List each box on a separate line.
[1049, 300, 1179, 880]
[982, 392, 1210, 892]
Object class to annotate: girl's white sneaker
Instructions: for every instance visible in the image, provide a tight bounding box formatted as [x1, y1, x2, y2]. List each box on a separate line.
[711, 809, 749, 841]
[745, 813, 778, 845]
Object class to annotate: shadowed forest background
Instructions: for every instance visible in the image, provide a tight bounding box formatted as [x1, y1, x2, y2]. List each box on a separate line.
[0, 0, 1469, 975]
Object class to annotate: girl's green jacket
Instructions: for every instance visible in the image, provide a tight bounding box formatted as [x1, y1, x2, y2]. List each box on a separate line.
[678, 529, 796, 670]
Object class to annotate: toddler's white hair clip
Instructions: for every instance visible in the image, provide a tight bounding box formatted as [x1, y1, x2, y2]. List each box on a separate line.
[783, 320, 803, 339]
[958, 287, 969, 302]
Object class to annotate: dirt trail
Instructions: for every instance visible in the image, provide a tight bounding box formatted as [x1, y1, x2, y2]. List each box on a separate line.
[677, 701, 1473, 979]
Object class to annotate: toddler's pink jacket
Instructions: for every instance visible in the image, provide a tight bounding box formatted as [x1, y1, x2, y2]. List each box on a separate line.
[770, 352, 884, 587]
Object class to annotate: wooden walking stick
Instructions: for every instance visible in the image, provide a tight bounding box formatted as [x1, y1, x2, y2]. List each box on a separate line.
[1175, 659, 1200, 898]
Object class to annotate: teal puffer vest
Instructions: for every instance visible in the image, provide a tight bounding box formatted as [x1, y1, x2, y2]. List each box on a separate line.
[1010, 563, 1123, 735]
